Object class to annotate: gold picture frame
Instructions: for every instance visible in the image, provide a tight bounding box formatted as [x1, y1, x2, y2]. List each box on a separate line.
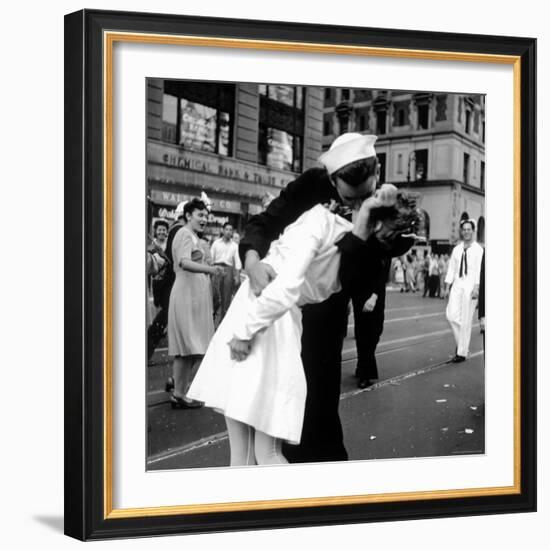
[65, 9, 536, 540]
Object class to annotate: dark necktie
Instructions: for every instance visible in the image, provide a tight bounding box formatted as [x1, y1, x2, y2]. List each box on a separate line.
[459, 248, 468, 278]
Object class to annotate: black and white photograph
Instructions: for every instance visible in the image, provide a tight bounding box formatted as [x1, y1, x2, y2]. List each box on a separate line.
[145, 80, 486, 471]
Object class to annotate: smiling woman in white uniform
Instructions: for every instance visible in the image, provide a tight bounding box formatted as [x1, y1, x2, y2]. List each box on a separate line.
[445, 218, 484, 362]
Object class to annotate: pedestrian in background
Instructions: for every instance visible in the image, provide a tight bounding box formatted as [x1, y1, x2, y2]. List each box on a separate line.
[147, 205, 186, 361]
[445, 219, 484, 363]
[478, 249, 485, 351]
[395, 257, 406, 292]
[405, 254, 416, 292]
[438, 253, 448, 299]
[211, 223, 242, 327]
[422, 251, 431, 297]
[428, 253, 440, 297]
[352, 255, 390, 389]
[153, 219, 169, 252]
[167, 198, 223, 409]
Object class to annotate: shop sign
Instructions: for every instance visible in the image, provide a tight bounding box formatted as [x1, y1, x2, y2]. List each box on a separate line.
[150, 190, 244, 214]
[148, 141, 295, 189]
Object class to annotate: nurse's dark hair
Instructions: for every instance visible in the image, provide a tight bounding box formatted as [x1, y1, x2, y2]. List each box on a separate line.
[332, 156, 378, 187]
[183, 198, 208, 221]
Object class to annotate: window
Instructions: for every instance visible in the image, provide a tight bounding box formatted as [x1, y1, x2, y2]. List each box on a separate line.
[465, 110, 472, 134]
[324, 87, 335, 107]
[417, 104, 429, 129]
[162, 81, 235, 156]
[394, 108, 406, 127]
[377, 153, 387, 184]
[323, 113, 333, 136]
[376, 110, 387, 134]
[353, 89, 372, 102]
[482, 121, 486, 143]
[356, 107, 369, 132]
[415, 149, 428, 181]
[397, 153, 403, 174]
[341, 88, 350, 101]
[463, 153, 470, 184]
[258, 85, 305, 172]
[481, 161, 486, 191]
[179, 99, 230, 156]
[161, 94, 178, 143]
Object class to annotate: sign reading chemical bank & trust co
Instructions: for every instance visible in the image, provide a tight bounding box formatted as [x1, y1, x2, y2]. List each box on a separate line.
[147, 140, 297, 190]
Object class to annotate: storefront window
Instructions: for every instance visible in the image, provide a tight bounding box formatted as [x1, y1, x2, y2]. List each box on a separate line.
[259, 126, 302, 172]
[161, 94, 178, 143]
[258, 84, 305, 172]
[161, 80, 235, 156]
[179, 100, 218, 153]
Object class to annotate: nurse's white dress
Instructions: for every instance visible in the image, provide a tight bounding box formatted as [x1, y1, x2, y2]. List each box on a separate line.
[187, 205, 353, 445]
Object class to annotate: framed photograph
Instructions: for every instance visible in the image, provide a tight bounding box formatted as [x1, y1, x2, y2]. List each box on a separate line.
[64, 9, 536, 541]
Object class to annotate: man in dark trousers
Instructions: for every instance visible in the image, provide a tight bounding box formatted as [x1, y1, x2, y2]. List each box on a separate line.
[352, 256, 390, 388]
[478, 249, 485, 351]
[239, 133, 414, 463]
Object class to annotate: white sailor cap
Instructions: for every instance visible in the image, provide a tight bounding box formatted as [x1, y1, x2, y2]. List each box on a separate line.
[318, 133, 377, 175]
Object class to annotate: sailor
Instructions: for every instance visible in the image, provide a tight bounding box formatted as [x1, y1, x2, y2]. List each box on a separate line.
[445, 218, 484, 362]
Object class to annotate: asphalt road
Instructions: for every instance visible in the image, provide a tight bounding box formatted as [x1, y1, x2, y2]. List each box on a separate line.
[146, 289, 484, 471]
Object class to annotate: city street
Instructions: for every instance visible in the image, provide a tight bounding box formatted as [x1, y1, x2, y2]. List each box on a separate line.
[146, 289, 484, 471]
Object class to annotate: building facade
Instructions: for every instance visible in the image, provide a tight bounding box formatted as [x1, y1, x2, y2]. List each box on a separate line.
[323, 88, 486, 251]
[146, 79, 323, 239]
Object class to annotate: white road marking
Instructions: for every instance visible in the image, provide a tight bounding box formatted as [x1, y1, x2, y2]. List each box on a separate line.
[385, 304, 445, 313]
[348, 311, 445, 330]
[385, 312, 445, 324]
[153, 308, 446, 355]
[340, 350, 484, 400]
[149, 326, 480, 398]
[148, 431, 229, 465]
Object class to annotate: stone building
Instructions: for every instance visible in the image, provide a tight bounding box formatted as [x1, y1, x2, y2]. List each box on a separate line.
[146, 79, 323, 239]
[323, 88, 486, 251]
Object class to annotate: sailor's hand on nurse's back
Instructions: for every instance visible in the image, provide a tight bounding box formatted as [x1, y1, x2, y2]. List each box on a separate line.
[244, 250, 277, 296]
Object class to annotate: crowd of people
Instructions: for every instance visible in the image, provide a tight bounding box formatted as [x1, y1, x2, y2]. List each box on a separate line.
[147, 206, 243, 409]
[392, 251, 450, 298]
[146, 131, 484, 468]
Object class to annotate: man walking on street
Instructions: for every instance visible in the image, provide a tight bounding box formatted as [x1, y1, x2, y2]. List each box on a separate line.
[445, 219, 484, 363]
[211, 223, 242, 327]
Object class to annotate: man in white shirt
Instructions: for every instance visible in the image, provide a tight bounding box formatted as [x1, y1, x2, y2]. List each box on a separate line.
[211, 223, 242, 326]
[445, 219, 484, 362]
